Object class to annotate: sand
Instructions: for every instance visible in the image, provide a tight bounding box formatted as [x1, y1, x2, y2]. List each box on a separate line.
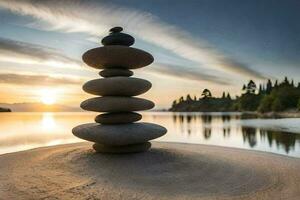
[0, 142, 299, 200]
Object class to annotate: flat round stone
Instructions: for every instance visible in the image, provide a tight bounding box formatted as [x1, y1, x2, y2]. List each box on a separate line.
[80, 97, 154, 112]
[82, 46, 154, 69]
[99, 69, 133, 77]
[83, 77, 151, 96]
[101, 33, 135, 46]
[72, 122, 167, 145]
[92, 142, 151, 153]
[109, 26, 123, 33]
[95, 112, 142, 124]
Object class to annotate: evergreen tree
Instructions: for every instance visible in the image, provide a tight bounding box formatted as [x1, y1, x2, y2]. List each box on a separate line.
[266, 79, 272, 94]
[242, 84, 247, 93]
[262, 84, 266, 92]
[274, 80, 278, 88]
[246, 80, 256, 94]
[179, 96, 184, 103]
[222, 92, 226, 99]
[226, 93, 231, 100]
[186, 94, 192, 102]
[259, 84, 263, 94]
[201, 89, 212, 98]
[283, 76, 289, 86]
[172, 100, 177, 108]
[193, 96, 197, 101]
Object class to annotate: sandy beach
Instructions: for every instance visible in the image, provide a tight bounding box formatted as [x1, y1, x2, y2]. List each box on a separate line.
[0, 142, 299, 200]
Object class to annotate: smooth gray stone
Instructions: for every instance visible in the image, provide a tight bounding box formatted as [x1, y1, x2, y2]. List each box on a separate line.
[72, 122, 167, 145]
[82, 46, 154, 69]
[92, 142, 151, 153]
[101, 32, 135, 46]
[83, 77, 151, 96]
[99, 69, 133, 77]
[80, 97, 154, 112]
[109, 26, 123, 33]
[95, 112, 142, 124]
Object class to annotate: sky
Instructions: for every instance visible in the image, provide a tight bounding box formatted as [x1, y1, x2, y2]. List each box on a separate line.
[0, 0, 299, 109]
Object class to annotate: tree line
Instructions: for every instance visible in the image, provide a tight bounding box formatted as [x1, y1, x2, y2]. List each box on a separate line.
[170, 77, 300, 112]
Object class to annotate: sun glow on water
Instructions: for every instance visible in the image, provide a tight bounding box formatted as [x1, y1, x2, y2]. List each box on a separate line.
[42, 112, 56, 130]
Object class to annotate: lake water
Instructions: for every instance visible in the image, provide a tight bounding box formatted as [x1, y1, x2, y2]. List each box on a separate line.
[0, 112, 300, 157]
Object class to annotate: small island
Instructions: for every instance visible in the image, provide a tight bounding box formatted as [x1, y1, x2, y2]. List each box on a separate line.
[0, 107, 11, 112]
[170, 77, 300, 117]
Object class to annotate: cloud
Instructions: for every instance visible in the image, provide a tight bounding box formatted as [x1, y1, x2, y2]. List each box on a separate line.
[0, 37, 81, 69]
[0, 73, 82, 85]
[0, 0, 265, 80]
[148, 63, 232, 85]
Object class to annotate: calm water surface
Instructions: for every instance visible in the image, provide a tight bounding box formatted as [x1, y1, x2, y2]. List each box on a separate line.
[0, 112, 300, 157]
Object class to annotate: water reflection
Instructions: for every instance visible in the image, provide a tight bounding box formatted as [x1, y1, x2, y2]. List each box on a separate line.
[260, 130, 298, 153]
[166, 113, 300, 157]
[0, 112, 299, 157]
[42, 113, 56, 130]
[223, 127, 230, 138]
[242, 127, 257, 147]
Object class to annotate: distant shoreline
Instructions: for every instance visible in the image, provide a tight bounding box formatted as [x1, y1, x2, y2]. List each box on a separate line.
[0, 107, 11, 112]
[158, 109, 300, 118]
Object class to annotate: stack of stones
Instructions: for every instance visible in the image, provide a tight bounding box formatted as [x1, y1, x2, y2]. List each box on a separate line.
[72, 27, 167, 153]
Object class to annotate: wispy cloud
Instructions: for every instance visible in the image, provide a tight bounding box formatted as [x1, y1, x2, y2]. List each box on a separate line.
[0, 0, 265, 80]
[0, 73, 82, 85]
[0, 37, 81, 69]
[148, 63, 232, 85]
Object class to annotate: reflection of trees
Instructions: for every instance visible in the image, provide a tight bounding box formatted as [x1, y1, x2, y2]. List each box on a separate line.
[204, 128, 211, 139]
[174, 114, 192, 135]
[172, 114, 177, 124]
[170, 113, 299, 155]
[186, 115, 192, 124]
[243, 128, 300, 152]
[201, 115, 212, 139]
[179, 114, 184, 124]
[178, 114, 185, 133]
[201, 115, 212, 124]
[260, 130, 300, 153]
[186, 115, 192, 135]
[173, 113, 300, 154]
[221, 115, 231, 122]
[222, 115, 231, 137]
[193, 115, 197, 122]
[242, 127, 257, 147]
[173, 113, 215, 138]
[187, 115, 192, 123]
[223, 128, 231, 137]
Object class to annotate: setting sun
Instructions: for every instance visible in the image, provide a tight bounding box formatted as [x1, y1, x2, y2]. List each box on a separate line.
[39, 89, 57, 105]
[41, 95, 56, 105]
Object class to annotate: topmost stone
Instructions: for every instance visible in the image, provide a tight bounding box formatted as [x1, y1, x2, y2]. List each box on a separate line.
[109, 26, 123, 33]
[101, 26, 135, 46]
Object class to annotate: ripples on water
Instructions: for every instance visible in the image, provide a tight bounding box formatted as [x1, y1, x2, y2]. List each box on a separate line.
[0, 112, 299, 157]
